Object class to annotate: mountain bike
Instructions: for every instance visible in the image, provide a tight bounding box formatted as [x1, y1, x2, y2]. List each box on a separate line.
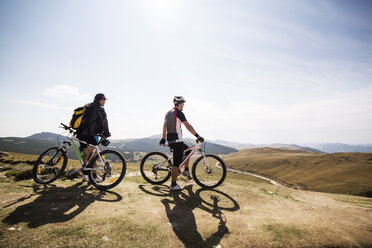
[140, 141, 226, 188]
[32, 123, 127, 190]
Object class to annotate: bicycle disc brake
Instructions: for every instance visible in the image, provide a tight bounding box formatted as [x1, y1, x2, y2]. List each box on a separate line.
[103, 161, 112, 174]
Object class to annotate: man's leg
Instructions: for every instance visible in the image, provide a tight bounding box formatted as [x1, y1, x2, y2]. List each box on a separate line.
[171, 166, 179, 185]
[170, 143, 183, 189]
[85, 146, 99, 177]
[184, 151, 191, 169]
[82, 146, 94, 179]
[83, 146, 95, 165]
[180, 143, 192, 178]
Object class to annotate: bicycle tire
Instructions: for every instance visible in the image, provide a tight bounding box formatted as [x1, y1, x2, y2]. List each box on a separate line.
[32, 147, 68, 184]
[192, 154, 227, 188]
[88, 149, 126, 190]
[140, 151, 172, 185]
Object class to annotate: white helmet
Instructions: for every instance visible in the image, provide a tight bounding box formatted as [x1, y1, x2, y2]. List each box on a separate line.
[173, 96, 186, 105]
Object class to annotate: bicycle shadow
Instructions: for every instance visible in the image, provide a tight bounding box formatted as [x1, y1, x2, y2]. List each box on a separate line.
[2, 182, 122, 228]
[139, 184, 240, 248]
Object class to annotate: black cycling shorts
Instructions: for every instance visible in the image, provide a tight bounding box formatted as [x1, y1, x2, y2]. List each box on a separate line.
[169, 142, 191, 167]
[77, 134, 99, 149]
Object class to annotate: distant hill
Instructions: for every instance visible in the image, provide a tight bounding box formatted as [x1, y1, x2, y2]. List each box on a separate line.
[214, 140, 325, 153]
[4, 132, 371, 158]
[111, 137, 238, 154]
[0, 137, 64, 157]
[213, 140, 258, 150]
[111, 138, 170, 153]
[223, 148, 372, 197]
[308, 143, 372, 153]
[0, 133, 238, 162]
[24, 132, 238, 154]
[27, 132, 68, 142]
[268, 144, 325, 153]
[0, 135, 137, 161]
[214, 140, 372, 153]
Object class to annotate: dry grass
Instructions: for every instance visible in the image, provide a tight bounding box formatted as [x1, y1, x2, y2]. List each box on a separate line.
[0, 152, 372, 247]
[223, 148, 372, 196]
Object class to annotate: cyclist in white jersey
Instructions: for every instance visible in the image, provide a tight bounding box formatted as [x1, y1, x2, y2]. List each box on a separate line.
[159, 96, 204, 191]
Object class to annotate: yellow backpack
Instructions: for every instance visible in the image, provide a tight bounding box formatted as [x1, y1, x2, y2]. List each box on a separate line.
[69, 104, 92, 130]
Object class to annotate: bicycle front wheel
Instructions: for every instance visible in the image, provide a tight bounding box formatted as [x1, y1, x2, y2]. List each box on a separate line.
[192, 154, 227, 188]
[32, 147, 68, 184]
[88, 149, 126, 190]
[140, 152, 172, 185]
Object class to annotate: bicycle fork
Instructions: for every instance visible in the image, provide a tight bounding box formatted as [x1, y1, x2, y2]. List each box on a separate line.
[202, 153, 212, 174]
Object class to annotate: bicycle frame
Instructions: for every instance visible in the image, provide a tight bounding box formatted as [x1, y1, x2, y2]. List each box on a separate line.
[58, 131, 106, 174]
[157, 142, 209, 171]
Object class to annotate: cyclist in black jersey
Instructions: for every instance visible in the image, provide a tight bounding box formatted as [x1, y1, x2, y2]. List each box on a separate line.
[159, 96, 204, 191]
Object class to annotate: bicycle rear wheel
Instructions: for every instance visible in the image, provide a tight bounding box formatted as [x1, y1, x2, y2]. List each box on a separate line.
[192, 154, 227, 188]
[32, 147, 67, 184]
[88, 149, 126, 190]
[140, 152, 172, 185]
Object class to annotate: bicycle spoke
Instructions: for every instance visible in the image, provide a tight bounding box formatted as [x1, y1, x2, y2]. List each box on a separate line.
[192, 155, 226, 188]
[140, 152, 171, 184]
[89, 150, 126, 190]
[33, 147, 67, 184]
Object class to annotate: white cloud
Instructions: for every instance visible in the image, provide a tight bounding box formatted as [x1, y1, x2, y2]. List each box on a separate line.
[43, 85, 90, 101]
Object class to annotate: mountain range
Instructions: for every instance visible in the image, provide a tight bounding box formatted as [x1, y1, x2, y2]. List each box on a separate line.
[0, 132, 238, 161]
[212, 139, 372, 153]
[1, 133, 372, 160]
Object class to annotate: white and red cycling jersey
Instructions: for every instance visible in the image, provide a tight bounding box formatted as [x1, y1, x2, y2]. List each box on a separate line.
[164, 107, 187, 144]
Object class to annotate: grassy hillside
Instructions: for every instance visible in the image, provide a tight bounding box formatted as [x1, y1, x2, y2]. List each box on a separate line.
[223, 148, 372, 197]
[0, 138, 61, 156]
[0, 152, 372, 247]
[0, 137, 142, 162]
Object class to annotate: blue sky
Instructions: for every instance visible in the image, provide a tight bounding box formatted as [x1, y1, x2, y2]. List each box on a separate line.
[0, 0, 371, 144]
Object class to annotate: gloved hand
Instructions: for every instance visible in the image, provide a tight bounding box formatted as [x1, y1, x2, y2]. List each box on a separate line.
[102, 131, 111, 138]
[100, 138, 110, 147]
[159, 138, 166, 146]
[195, 133, 204, 143]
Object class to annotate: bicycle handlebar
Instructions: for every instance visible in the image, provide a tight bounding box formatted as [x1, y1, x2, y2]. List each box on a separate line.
[60, 123, 74, 133]
[59, 123, 109, 142]
[60, 123, 69, 129]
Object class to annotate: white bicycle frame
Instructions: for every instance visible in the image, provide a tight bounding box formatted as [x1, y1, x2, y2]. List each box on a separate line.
[58, 131, 106, 174]
[159, 142, 210, 171]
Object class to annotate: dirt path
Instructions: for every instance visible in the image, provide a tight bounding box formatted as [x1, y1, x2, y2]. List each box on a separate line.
[226, 167, 284, 187]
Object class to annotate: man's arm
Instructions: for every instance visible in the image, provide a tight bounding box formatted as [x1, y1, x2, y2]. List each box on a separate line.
[162, 122, 167, 139]
[182, 121, 197, 135]
[183, 121, 204, 142]
[98, 109, 111, 137]
[159, 122, 167, 146]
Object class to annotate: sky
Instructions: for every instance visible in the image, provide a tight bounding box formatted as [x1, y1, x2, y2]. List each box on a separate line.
[0, 0, 372, 144]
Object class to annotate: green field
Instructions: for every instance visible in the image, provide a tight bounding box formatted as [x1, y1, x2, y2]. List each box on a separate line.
[1, 152, 372, 248]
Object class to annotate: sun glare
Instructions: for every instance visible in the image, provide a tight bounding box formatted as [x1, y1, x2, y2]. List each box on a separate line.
[146, 0, 180, 14]
[135, 0, 188, 29]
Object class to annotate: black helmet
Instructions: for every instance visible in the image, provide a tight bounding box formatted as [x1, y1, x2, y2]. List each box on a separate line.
[173, 96, 186, 106]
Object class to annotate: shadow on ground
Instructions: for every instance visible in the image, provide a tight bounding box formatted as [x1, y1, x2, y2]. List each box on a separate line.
[139, 184, 240, 248]
[2, 182, 122, 228]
